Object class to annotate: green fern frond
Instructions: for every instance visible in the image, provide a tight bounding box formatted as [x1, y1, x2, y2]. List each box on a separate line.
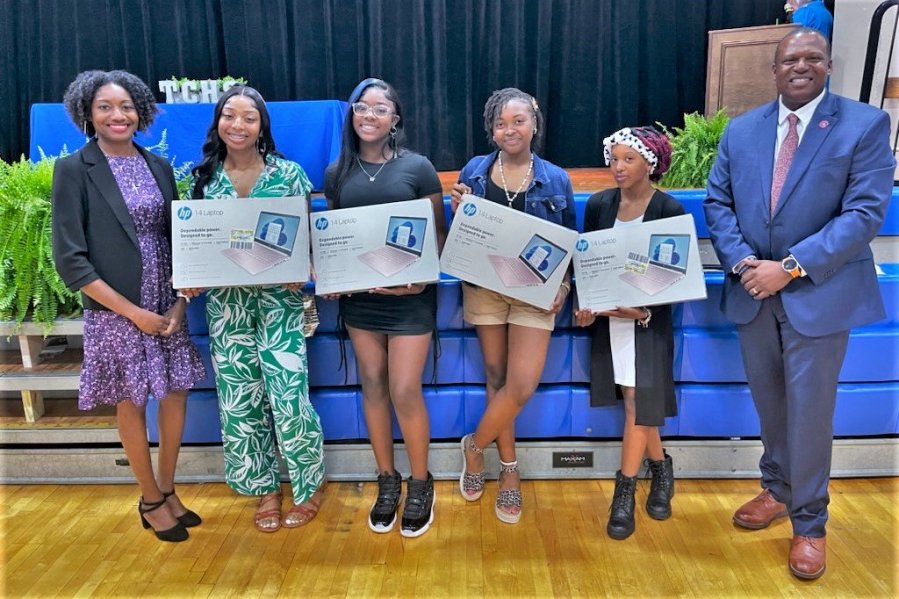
[659, 110, 730, 189]
[0, 152, 82, 331]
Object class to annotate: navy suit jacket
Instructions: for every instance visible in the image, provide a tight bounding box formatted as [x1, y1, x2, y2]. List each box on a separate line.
[51, 139, 178, 311]
[704, 93, 893, 337]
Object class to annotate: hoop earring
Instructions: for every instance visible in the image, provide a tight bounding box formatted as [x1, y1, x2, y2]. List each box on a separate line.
[533, 129, 538, 135]
[389, 125, 397, 138]
[256, 138, 266, 155]
[83, 121, 89, 136]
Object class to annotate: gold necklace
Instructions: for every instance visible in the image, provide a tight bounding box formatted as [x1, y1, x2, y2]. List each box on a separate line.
[498, 152, 534, 206]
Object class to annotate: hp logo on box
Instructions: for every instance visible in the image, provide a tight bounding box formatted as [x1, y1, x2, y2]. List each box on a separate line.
[576, 239, 589, 252]
[176, 206, 192, 220]
[462, 203, 477, 216]
[314, 217, 329, 230]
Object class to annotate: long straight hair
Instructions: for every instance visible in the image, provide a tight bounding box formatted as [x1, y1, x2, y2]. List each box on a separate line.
[190, 85, 282, 198]
[329, 78, 407, 205]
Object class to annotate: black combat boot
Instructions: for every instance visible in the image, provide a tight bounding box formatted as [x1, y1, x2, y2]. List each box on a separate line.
[645, 451, 675, 520]
[607, 470, 637, 540]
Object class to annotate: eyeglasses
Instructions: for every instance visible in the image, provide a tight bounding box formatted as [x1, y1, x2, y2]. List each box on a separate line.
[351, 102, 394, 118]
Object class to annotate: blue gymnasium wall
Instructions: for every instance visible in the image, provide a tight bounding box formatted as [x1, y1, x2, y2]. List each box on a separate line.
[148, 191, 899, 442]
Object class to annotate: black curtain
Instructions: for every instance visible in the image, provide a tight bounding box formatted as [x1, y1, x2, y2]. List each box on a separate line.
[1, 0, 785, 169]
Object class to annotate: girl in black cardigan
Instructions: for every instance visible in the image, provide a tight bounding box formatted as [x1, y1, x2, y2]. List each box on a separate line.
[575, 126, 683, 540]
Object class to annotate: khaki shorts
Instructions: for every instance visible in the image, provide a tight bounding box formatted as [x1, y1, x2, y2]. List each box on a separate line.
[461, 283, 556, 331]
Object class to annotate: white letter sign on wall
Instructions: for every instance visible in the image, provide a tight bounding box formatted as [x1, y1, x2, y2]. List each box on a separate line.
[157, 79, 245, 103]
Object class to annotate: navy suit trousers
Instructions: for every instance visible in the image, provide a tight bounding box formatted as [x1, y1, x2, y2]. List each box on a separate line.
[736, 294, 849, 537]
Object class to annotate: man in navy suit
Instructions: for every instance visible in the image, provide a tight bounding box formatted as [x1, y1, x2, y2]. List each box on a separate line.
[704, 28, 893, 579]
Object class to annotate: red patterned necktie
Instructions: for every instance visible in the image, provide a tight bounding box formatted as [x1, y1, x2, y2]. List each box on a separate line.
[771, 113, 799, 214]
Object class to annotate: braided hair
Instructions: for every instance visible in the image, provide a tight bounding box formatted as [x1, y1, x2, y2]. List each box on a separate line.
[629, 126, 672, 182]
[604, 127, 668, 181]
[482, 88, 545, 152]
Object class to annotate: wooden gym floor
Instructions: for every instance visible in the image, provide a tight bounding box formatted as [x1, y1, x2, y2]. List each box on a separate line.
[1, 478, 896, 597]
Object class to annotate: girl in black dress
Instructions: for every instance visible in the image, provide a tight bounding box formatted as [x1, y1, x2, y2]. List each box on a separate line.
[323, 78, 446, 538]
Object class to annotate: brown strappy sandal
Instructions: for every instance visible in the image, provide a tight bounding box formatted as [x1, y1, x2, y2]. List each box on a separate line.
[284, 486, 324, 528]
[254, 491, 282, 533]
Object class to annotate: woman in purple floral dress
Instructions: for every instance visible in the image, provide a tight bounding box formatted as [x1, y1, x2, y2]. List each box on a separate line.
[52, 71, 206, 542]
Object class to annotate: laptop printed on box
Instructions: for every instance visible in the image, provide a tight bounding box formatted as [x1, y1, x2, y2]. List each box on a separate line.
[488, 233, 569, 288]
[619, 233, 690, 296]
[357, 216, 428, 277]
[221, 211, 300, 275]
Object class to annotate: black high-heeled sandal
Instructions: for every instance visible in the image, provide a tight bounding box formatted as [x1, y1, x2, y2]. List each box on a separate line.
[162, 488, 202, 527]
[139, 497, 189, 542]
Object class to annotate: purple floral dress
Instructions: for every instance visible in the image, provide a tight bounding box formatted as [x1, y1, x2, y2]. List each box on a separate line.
[78, 155, 205, 410]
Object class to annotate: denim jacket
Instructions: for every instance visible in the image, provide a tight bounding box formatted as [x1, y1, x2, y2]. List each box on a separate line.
[458, 151, 576, 231]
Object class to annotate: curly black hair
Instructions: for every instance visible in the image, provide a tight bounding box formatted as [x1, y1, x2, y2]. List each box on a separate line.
[482, 88, 545, 153]
[190, 85, 283, 198]
[62, 70, 158, 137]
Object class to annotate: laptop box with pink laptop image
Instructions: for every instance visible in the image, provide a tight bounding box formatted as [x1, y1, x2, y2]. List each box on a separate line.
[311, 198, 440, 296]
[440, 194, 578, 310]
[357, 215, 427, 277]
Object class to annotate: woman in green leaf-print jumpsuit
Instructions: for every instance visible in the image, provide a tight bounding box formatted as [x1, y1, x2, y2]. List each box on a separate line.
[182, 86, 324, 532]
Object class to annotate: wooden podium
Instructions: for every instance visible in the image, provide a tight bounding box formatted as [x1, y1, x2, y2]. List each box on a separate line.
[706, 23, 796, 117]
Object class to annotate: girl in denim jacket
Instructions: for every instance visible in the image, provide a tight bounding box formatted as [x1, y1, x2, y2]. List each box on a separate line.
[450, 88, 575, 524]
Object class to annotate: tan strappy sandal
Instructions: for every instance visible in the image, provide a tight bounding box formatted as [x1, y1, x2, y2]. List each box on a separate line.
[254, 491, 283, 533]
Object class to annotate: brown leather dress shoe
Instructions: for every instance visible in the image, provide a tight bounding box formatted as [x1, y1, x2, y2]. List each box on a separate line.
[733, 489, 788, 529]
[789, 535, 826, 580]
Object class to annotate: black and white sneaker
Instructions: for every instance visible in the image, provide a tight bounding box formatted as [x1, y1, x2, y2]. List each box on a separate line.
[401, 472, 435, 538]
[369, 470, 402, 533]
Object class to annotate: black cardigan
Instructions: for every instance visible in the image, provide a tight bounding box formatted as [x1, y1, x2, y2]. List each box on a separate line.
[582, 188, 685, 426]
[51, 139, 178, 311]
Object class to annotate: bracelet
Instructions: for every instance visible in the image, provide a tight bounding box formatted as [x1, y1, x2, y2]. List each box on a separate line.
[637, 307, 652, 328]
[176, 291, 191, 304]
[560, 281, 571, 294]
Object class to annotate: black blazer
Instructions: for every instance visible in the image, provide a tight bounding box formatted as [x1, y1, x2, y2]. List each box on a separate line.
[582, 188, 684, 426]
[51, 139, 178, 311]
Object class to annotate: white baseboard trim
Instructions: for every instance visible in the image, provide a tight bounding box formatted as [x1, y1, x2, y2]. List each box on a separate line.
[2, 438, 896, 484]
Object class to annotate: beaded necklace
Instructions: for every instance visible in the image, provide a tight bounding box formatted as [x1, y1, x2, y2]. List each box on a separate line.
[498, 152, 534, 206]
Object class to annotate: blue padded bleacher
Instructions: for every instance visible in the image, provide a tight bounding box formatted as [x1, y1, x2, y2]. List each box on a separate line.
[375, 386, 467, 441]
[570, 386, 680, 437]
[188, 335, 216, 390]
[675, 383, 899, 438]
[312, 388, 362, 440]
[170, 189, 898, 443]
[148, 389, 222, 443]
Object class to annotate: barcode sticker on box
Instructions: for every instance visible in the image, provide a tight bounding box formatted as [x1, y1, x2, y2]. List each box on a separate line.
[229, 229, 254, 250]
[624, 251, 649, 273]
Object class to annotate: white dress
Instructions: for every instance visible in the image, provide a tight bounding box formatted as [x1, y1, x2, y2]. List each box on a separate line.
[608, 215, 645, 387]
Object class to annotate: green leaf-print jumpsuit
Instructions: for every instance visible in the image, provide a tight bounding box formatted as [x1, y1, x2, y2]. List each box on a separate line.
[189, 157, 324, 504]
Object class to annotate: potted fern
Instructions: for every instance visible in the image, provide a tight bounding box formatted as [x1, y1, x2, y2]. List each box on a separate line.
[659, 110, 730, 189]
[0, 133, 189, 334]
[0, 151, 82, 332]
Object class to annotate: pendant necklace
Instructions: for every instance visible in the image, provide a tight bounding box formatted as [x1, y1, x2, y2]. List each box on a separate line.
[498, 151, 534, 206]
[356, 151, 395, 182]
